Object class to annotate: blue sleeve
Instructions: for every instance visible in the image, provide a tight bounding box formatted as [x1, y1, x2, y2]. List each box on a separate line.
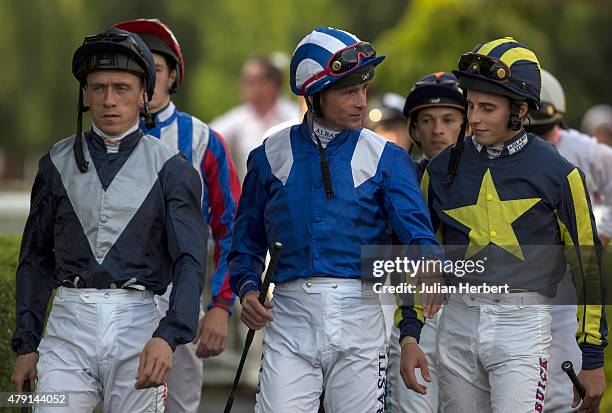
[228, 150, 268, 301]
[382, 145, 441, 253]
[383, 146, 442, 342]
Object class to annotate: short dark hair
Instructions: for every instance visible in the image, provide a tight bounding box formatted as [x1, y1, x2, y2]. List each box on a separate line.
[157, 53, 178, 94]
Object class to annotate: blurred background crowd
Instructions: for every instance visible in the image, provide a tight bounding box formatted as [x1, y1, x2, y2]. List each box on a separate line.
[1, 0, 611, 410]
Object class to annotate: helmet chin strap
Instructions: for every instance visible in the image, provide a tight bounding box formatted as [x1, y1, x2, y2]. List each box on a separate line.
[445, 94, 526, 184]
[143, 89, 155, 129]
[305, 94, 323, 118]
[445, 90, 469, 184]
[74, 86, 90, 173]
[508, 101, 524, 131]
[305, 94, 334, 200]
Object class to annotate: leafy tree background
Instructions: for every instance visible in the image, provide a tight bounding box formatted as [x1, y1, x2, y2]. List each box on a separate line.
[1, 0, 610, 158]
[375, 0, 612, 128]
[0, 0, 404, 155]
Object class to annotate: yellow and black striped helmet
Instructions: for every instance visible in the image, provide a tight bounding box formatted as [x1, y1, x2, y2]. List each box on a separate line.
[453, 37, 541, 107]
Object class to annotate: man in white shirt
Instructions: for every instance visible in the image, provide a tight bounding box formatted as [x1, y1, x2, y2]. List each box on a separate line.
[211, 56, 299, 181]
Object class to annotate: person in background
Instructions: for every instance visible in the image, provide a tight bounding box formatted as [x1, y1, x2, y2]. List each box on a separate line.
[211, 55, 299, 180]
[366, 92, 412, 151]
[403, 72, 465, 182]
[581, 104, 612, 147]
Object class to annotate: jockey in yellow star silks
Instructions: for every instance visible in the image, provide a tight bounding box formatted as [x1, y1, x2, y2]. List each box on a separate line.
[397, 37, 606, 413]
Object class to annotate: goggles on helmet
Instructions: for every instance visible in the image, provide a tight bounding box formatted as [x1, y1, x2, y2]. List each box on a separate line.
[300, 42, 376, 94]
[414, 77, 459, 88]
[458, 52, 511, 83]
[329, 42, 376, 74]
[83, 32, 147, 60]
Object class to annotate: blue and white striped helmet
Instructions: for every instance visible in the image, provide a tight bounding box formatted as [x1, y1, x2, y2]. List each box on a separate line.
[290, 26, 385, 96]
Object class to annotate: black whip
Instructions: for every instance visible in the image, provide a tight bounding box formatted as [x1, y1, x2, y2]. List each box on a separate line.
[21, 379, 31, 413]
[561, 360, 585, 399]
[224, 242, 283, 413]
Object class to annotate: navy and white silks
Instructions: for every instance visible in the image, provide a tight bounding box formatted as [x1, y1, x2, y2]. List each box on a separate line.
[12, 129, 208, 354]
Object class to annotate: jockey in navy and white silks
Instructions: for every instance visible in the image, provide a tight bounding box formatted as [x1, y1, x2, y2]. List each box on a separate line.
[12, 28, 207, 413]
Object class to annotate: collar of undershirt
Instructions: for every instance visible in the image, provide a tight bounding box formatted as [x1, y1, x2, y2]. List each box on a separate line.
[312, 120, 341, 148]
[471, 130, 528, 159]
[154, 101, 176, 124]
[92, 122, 140, 153]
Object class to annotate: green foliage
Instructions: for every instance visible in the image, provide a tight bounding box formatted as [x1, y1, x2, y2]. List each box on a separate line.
[0, 0, 612, 153]
[0, 234, 20, 391]
[181, 0, 351, 120]
[373, 0, 612, 128]
[0, 0, 405, 156]
[374, 0, 548, 100]
[2, 0, 610, 156]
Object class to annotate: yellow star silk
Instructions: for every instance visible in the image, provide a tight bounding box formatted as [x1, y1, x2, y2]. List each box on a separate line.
[444, 169, 541, 259]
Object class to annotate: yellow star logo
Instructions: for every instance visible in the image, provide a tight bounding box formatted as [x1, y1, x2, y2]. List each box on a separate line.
[443, 169, 541, 260]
